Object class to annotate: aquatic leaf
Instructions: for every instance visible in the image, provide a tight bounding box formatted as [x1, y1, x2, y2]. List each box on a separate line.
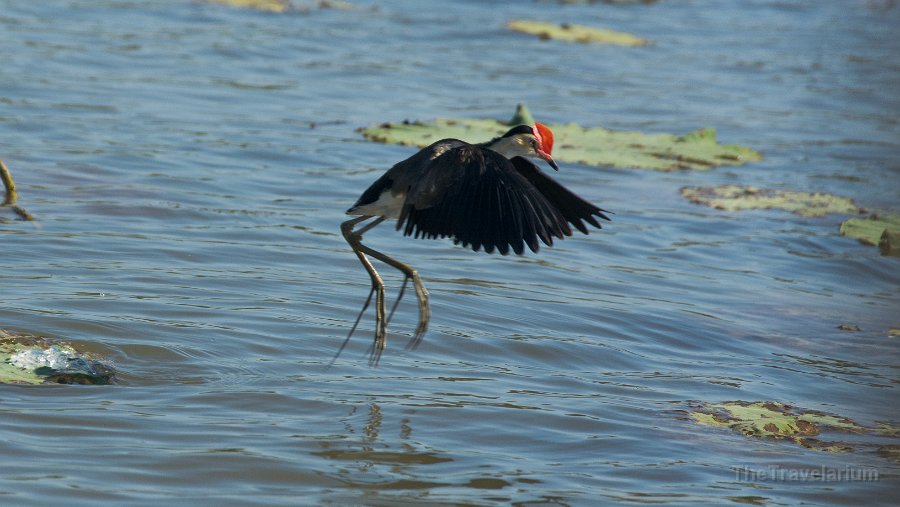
[201, 0, 368, 12]
[875, 423, 900, 437]
[318, 0, 369, 10]
[553, 0, 661, 3]
[840, 213, 900, 245]
[202, 0, 293, 13]
[880, 230, 900, 257]
[507, 102, 534, 126]
[689, 411, 730, 428]
[840, 213, 900, 257]
[681, 185, 860, 217]
[359, 104, 762, 171]
[727, 497, 768, 506]
[1, 329, 115, 385]
[1, 331, 52, 385]
[800, 441, 853, 453]
[877, 445, 900, 463]
[0, 356, 45, 385]
[508, 20, 649, 47]
[689, 401, 864, 452]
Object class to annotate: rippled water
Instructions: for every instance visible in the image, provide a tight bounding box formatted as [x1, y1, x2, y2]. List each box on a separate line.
[2, 0, 899, 505]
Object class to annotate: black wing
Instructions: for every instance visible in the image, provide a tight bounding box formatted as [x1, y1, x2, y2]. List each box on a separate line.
[348, 139, 469, 212]
[396, 145, 576, 255]
[510, 156, 611, 234]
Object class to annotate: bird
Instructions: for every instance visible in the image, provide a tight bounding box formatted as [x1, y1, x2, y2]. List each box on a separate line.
[337, 121, 610, 366]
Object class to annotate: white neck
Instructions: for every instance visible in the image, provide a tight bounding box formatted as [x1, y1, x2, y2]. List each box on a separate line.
[484, 135, 532, 159]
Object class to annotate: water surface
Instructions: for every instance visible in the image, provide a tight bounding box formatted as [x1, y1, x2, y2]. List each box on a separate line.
[2, 0, 899, 505]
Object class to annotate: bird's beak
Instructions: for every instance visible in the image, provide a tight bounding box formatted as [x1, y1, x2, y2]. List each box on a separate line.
[539, 150, 559, 171]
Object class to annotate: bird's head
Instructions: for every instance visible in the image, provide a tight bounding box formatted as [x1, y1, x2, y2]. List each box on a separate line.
[490, 122, 559, 170]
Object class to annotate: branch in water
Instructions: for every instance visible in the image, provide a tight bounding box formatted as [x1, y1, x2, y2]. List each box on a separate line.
[1, 159, 34, 221]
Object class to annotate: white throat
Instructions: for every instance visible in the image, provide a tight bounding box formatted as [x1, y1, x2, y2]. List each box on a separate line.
[485, 135, 532, 159]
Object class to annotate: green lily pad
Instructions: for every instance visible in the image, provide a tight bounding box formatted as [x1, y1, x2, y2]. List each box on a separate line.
[554, 0, 661, 3]
[1, 329, 115, 385]
[877, 444, 900, 463]
[690, 401, 864, 452]
[840, 213, 900, 256]
[359, 104, 762, 171]
[876, 423, 900, 437]
[727, 497, 768, 506]
[202, 0, 365, 13]
[320, 0, 370, 10]
[681, 185, 860, 217]
[202, 0, 293, 13]
[508, 20, 649, 47]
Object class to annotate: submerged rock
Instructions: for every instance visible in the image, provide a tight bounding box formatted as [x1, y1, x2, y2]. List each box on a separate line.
[1, 330, 115, 385]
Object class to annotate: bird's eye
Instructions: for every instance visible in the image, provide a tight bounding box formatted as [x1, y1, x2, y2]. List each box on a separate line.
[531, 139, 538, 149]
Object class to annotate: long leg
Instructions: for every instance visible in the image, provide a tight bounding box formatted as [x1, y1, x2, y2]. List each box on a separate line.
[340, 215, 431, 364]
[341, 216, 387, 365]
[354, 244, 430, 352]
[386, 276, 408, 325]
[327, 286, 375, 369]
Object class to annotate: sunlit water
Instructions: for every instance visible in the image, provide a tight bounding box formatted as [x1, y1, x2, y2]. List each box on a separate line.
[2, 0, 899, 505]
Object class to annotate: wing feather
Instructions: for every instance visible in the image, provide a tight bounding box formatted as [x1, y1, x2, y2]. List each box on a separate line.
[397, 145, 574, 255]
[510, 157, 611, 234]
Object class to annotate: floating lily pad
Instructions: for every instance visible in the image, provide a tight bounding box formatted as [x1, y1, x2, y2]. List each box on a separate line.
[690, 401, 864, 452]
[880, 230, 900, 257]
[553, 0, 661, 4]
[1, 329, 115, 385]
[359, 104, 762, 171]
[727, 497, 768, 506]
[202, 0, 365, 12]
[840, 213, 900, 256]
[681, 185, 860, 217]
[508, 20, 649, 47]
[202, 0, 293, 13]
[877, 445, 900, 463]
[876, 423, 900, 437]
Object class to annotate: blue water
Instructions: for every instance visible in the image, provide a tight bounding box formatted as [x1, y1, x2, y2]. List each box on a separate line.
[2, 0, 899, 505]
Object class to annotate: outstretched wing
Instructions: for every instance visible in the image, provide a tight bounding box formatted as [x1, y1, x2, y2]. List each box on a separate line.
[348, 139, 469, 214]
[396, 145, 575, 255]
[510, 156, 611, 234]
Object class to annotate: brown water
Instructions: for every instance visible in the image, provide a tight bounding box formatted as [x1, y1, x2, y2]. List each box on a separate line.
[2, 0, 899, 505]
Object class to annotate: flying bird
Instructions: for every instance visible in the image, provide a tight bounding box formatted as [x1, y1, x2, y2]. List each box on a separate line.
[338, 121, 610, 365]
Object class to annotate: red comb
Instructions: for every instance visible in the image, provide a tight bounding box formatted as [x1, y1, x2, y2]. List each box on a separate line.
[533, 122, 554, 155]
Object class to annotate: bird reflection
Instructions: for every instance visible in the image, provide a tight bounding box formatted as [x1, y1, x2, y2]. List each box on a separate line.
[312, 403, 452, 476]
